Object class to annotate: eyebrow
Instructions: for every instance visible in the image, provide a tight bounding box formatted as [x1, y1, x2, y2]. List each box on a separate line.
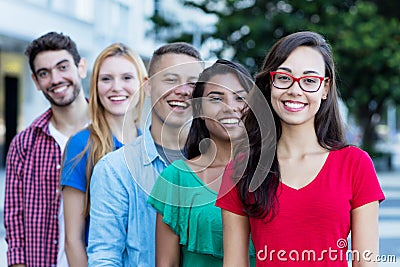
[35, 59, 69, 75]
[206, 89, 246, 96]
[163, 73, 179, 77]
[163, 72, 200, 82]
[276, 67, 321, 75]
[99, 71, 136, 76]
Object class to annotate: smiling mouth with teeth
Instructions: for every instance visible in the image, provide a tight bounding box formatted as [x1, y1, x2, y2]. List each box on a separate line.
[283, 101, 306, 109]
[168, 101, 188, 109]
[220, 118, 240, 124]
[52, 86, 68, 94]
[109, 96, 128, 101]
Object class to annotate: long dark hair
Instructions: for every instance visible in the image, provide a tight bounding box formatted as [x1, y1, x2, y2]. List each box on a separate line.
[236, 31, 347, 219]
[184, 59, 254, 159]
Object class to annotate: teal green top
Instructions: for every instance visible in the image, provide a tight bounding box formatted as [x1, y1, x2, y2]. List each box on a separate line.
[148, 159, 255, 267]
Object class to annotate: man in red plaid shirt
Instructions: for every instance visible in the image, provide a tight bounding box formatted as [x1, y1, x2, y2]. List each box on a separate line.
[4, 32, 89, 267]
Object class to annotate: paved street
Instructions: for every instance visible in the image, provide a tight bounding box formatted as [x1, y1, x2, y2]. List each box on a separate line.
[378, 171, 400, 266]
[0, 168, 399, 266]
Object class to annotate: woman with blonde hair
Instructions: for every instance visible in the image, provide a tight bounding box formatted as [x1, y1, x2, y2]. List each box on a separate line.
[60, 43, 147, 266]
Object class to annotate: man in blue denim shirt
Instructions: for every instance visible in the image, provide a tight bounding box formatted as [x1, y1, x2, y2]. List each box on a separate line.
[87, 43, 204, 266]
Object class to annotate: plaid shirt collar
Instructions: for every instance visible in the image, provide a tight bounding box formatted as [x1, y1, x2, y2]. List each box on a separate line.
[31, 108, 53, 135]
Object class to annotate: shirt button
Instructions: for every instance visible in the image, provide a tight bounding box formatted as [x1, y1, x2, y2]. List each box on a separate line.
[55, 189, 59, 194]
[53, 214, 58, 219]
[53, 240, 58, 245]
[56, 164, 61, 170]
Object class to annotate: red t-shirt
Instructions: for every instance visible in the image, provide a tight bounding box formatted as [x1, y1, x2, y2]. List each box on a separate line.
[216, 146, 385, 266]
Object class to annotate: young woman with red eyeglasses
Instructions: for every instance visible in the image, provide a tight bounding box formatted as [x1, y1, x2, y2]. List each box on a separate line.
[216, 31, 385, 267]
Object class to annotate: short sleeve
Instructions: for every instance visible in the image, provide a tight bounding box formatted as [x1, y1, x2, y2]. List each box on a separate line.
[215, 160, 247, 216]
[148, 163, 186, 236]
[149, 161, 225, 257]
[60, 130, 90, 192]
[351, 147, 385, 209]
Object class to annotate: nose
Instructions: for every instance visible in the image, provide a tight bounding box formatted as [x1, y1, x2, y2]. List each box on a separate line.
[286, 80, 303, 96]
[223, 96, 241, 113]
[173, 83, 193, 97]
[50, 69, 64, 85]
[111, 79, 123, 92]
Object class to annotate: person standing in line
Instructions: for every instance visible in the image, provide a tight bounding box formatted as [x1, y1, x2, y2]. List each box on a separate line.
[216, 31, 385, 266]
[148, 59, 256, 266]
[4, 32, 90, 267]
[60, 43, 147, 267]
[87, 42, 204, 266]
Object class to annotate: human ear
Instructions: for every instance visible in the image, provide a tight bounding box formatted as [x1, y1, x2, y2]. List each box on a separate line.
[143, 77, 151, 97]
[196, 99, 205, 121]
[199, 112, 205, 120]
[78, 58, 87, 79]
[31, 73, 41, 91]
[322, 78, 330, 100]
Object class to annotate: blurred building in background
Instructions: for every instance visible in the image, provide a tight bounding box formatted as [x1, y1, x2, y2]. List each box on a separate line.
[0, 0, 217, 166]
[0, 0, 159, 166]
[3, 1, 395, 171]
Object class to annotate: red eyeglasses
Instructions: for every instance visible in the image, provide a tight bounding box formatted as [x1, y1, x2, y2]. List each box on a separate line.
[270, 71, 328, 92]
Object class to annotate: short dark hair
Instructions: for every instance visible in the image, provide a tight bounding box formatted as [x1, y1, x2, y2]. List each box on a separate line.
[25, 32, 81, 75]
[148, 42, 202, 76]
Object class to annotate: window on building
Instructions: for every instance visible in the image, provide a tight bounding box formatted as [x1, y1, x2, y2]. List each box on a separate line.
[24, 0, 49, 7]
[75, 0, 95, 22]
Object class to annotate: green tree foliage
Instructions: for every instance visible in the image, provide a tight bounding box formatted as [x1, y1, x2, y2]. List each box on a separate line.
[150, 0, 400, 154]
[324, 2, 400, 154]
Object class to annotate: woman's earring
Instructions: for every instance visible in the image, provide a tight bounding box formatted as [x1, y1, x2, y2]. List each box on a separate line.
[322, 95, 327, 100]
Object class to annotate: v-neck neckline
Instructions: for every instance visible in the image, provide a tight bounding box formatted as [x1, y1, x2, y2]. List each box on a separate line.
[280, 150, 333, 191]
[179, 160, 219, 195]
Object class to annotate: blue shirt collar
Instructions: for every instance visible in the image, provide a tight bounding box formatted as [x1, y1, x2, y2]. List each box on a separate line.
[141, 126, 166, 166]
